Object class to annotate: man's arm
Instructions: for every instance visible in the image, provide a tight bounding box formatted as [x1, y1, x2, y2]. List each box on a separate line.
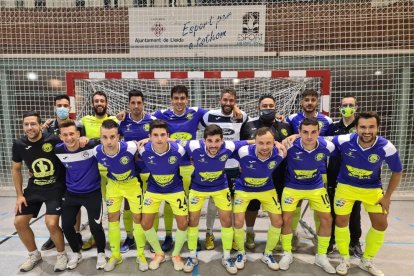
[377, 171, 402, 214]
[12, 161, 27, 214]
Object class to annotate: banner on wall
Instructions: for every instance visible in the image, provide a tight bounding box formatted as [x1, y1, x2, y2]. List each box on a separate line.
[129, 5, 266, 57]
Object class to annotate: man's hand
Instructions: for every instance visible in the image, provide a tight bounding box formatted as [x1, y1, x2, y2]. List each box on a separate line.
[79, 136, 89, 148]
[274, 141, 287, 157]
[282, 134, 299, 148]
[135, 138, 150, 149]
[276, 114, 286, 122]
[116, 111, 126, 122]
[42, 118, 54, 130]
[232, 105, 243, 120]
[376, 196, 391, 215]
[15, 195, 27, 214]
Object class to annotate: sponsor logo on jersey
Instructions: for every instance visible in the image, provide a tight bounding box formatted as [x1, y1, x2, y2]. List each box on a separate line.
[42, 143, 53, 152]
[220, 154, 228, 162]
[25, 146, 32, 150]
[120, 156, 130, 165]
[234, 197, 244, 205]
[284, 196, 294, 204]
[190, 196, 200, 205]
[106, 198, 114, 207]
[294, 169, 317, 179]
[31, 158, 55, 179]
[223, 128, 235, 135]
[171, 132, 192, 140]
[368, 154, 380, 163]
[111, 170, 132, 181]
[335, 198, 345, 207]
[268, 161, 277, 169]
[315, 153, 325, 161]
[168, 156, 178, 164]
[199, 171, 222, 182]
[144, 197, 153, 206]
[153, 174, 175, 186]
[346, 165, 373, 179]
[244, 177, 268, 187]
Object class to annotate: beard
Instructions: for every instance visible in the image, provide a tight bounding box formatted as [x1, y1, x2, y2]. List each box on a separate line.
[94, 106, 107, 116]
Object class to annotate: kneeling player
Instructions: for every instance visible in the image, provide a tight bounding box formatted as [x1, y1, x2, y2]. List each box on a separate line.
[233, 127, 285, 271]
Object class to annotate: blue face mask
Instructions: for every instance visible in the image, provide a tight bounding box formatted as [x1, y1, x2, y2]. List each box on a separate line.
[56, 107, 69, 120]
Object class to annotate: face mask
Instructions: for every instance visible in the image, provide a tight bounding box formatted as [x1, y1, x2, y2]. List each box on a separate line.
[259, 109, 276, 122]
[56, 107, 69, 120]
[340, 107, 356, 118]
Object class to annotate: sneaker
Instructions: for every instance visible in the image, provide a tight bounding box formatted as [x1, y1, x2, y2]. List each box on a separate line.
[235, 252, 246, 270]
[261, 253, 279, 270]
[350, 242, 363, 259]
[183, 257, 198, 273]
[336, 258, 351, 276]
[41, 237, 55, 251]
[67, 252, 82, 270]
[172, 255, 184, 271]
[149, 253, 165, 270]
[81, 236, 96, 251]
[221, 257, 237, 274]
[136, 254, 149, 272]
[19, 253, 42, 272]
[120, 236, 136, 253]
[77, 233, 83, 248]
[205, 233, 215, 250]
[104, 256, 123, 272]
[314, 254, 336, 274]
[161, 235, 173, 252]
[246, 232, 256, 250]
[358, 257, 384, 276]
[54, 253, 68, 272]
[279, 252, 293, 271]
[96, 253, 107, 270]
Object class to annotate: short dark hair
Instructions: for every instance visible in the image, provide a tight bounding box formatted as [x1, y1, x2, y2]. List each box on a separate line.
[58, 119, 77, 130]
[254, 127, 274, 139]
[355, 112, 380, 127]
[149, 119, 169, 134]
[301, 89, 319, 99]
[203, 124, 223, 139]
[101, 119, 119, 130]
[299, 117, 319, 130]
[54, 94, 70, 104]
[258, 94, 275, 105]
[23, 111, 41, 124]
[221, 87, 236, 99]
[170, 85, 188, 98]
[341, 94, 358, 105]
[128, 89, 144, 102]
[92, 91, 108, 103]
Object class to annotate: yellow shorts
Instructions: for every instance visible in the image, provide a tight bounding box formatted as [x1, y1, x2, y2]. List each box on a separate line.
[142, 191, 188, 216]
[282, 187, 331, 213]
[334, 183, 384, 215]
[140, 172, 150, 193]
[189, 188, 232, 212]
[106, 177, 143, 214]
[180, 165, 194, 196]
[233, 189, 281, 214]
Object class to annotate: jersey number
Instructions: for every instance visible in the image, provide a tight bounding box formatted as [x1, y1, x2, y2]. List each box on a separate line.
[177, 197, 188, 210]
[321, 194, 330, 205]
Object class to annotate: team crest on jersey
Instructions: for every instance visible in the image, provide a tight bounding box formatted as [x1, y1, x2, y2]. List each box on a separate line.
[186, 113, 193, 120]
[315, 153, 325, 161]
[143, 123, 150, 132]
[349, 127, 356, 133]
[335, 199, 345, 207]
[368, 154, 380, 163]
[220, 154, 228, 162]
[281, 128, 288, 137]
[82, 151, 90, 158]
[190, 196, 200, 205]
[42, 143, 53, 152]
[318, 121, 323, 129]
[234, 198, 244, 205]
[106, 199, 114, 207]
[120, 156, 130, 165]
[268, 161, 277, 169]
[31, 158, 55, 178]
[284, 196, 294, 204]
[144, 197, 153, 206]
[168, 156, 178, 164]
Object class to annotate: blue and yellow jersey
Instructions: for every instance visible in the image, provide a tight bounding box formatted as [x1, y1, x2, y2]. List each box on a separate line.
[181, 140, 247, 192]
[138, 141, 186, 194]
[287, 112, 333, 136]
[93, 141, 138, 181]
[233, 144, 284, 192]
[332, 133, 403, 188]
[285, 137, 336, 190]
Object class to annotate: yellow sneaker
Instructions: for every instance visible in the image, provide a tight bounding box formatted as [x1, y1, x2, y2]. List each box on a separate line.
[205, 233, 215, 250]
[81, 236, 96, 251]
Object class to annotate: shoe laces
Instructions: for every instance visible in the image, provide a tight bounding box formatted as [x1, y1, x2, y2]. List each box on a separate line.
[236, 253, 244, 262]
[266, 254, 276, 263]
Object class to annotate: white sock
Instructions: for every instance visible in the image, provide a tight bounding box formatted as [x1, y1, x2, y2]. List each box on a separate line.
[190, 250, 197, 259]
[29, 249, 40, 256]
[206, 197, 217, 234]
[223, 250, 231, 259]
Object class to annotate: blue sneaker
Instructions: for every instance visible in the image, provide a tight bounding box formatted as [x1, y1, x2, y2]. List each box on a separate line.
[161, 235, 173, 252]
[120, 237, 135, 253]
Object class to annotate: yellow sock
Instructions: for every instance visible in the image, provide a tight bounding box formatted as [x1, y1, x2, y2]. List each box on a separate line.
[364, 227, 385, 259]
[133, 223, 146, 256]
[281, 233, 293, 253]
[108, 221, 121, 258]
[317, 235, 330, 255]
[172, 229, 187, 257]
[234, 228, 245, 253]
[221, 227, 234, 252]
[335, 226, 350, 258]
[265, 226, 281, 254]
[187, 226, 199, 252]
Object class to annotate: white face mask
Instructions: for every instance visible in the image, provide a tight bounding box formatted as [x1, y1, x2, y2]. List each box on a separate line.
[56, 107, 69, 120]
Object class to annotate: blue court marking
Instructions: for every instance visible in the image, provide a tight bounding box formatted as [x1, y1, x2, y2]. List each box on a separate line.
[0, 212, 10, 217]
[383, 241, 414, 245]
[192, 251, 199, 276]
[394, 217, 401, 221]
[409, 224, 414, 229]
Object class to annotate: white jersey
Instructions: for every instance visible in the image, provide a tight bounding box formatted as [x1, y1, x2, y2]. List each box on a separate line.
[199, 108, 248, 169]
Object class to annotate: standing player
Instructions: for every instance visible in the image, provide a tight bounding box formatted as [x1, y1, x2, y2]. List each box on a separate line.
[333, 112, 402, 276]
[138, 120, 188, 271]
[240, 94, 292, 249]
[12, 111, 68, 272]
[80, 91, 118, 251]
[233, 127, 285, 271]
[55, 120, 107, 270]
[118, 89, 156, 253]
[93, 120, 147, 272]
[279, 118, 336, 274]
[199, 87, 248, 250]
[182, 124, 250, 274]
[326, 95, 362, 256]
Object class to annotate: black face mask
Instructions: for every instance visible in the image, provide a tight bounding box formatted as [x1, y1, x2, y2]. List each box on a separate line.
[259, 109, 276, 123]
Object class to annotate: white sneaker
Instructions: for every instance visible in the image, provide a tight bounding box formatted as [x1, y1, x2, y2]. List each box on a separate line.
[104, 256, 123, 272]
[314, 254, 336, 274]
[261, 253, 279, 270]
[221, 257, 237, 274]
[336, 258, 351, 276]
[358, 257, 384, 276]
[279, 252, 293, 271]
[19, 253, 42, 272]
[136, 254, 149, 272]
[67, 252, 82, 270]
[54, 253, 68, 272]
[96, 253, 106, 270]
[235, 252, 247, 269]
[183, 257, 198, 273]
[172, 256, 184, 271]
